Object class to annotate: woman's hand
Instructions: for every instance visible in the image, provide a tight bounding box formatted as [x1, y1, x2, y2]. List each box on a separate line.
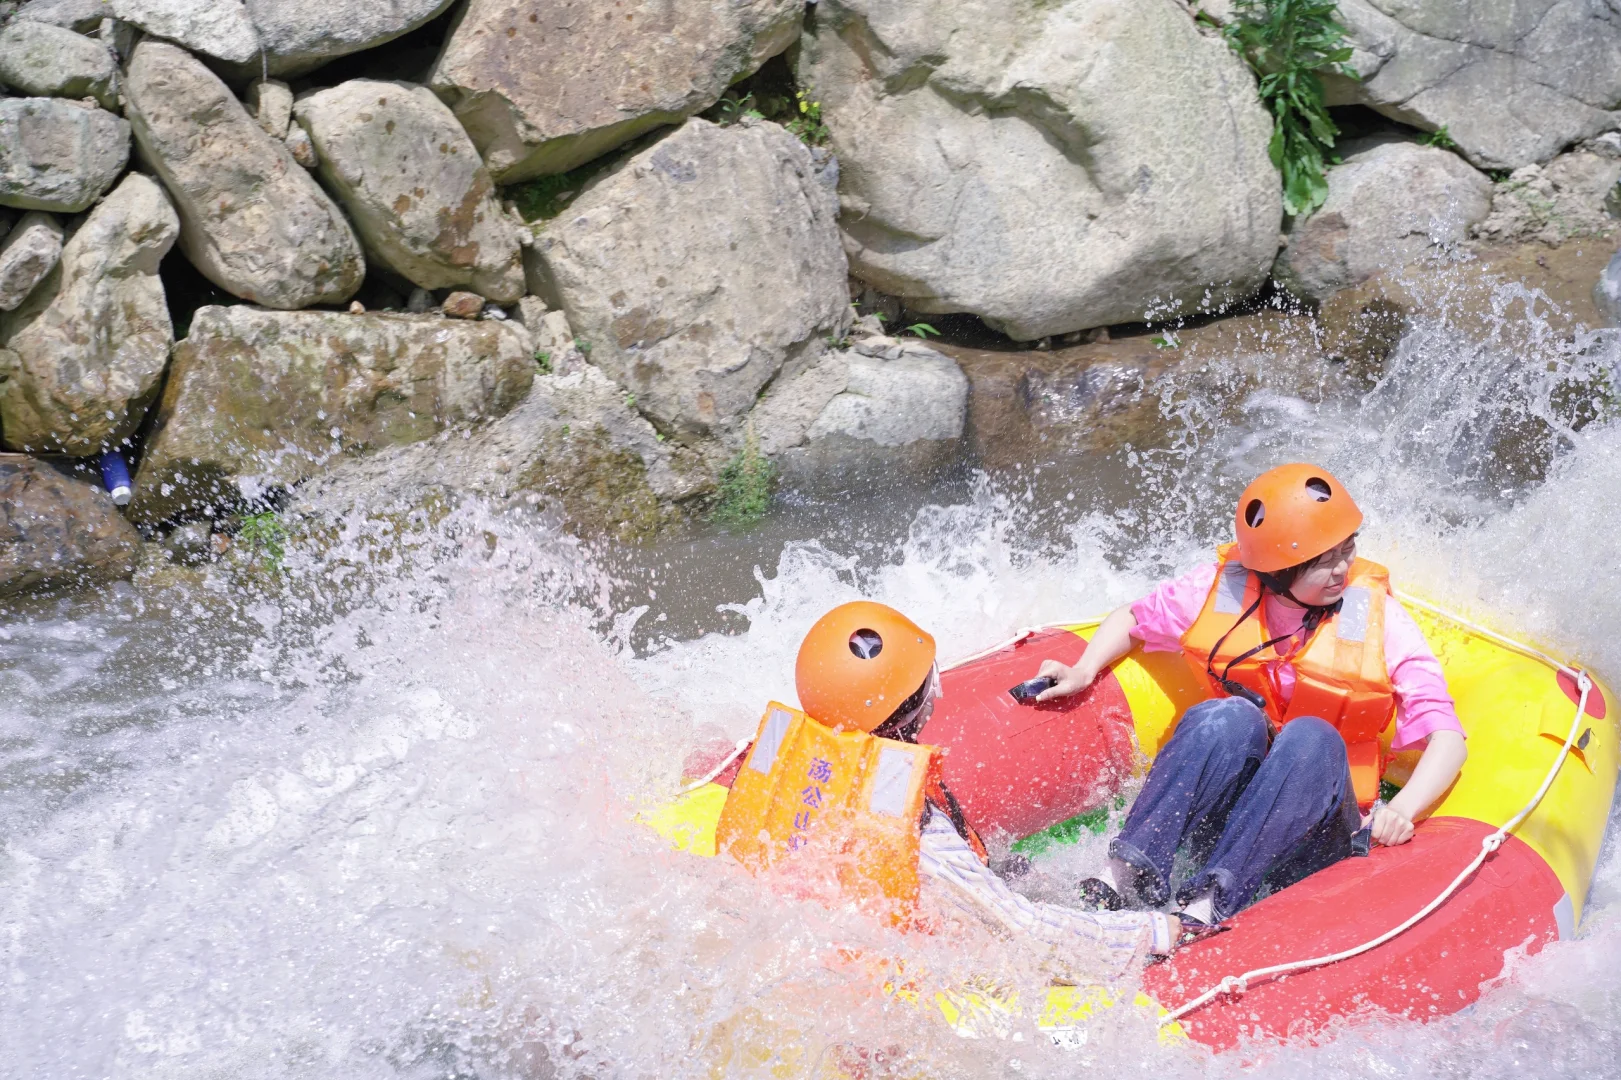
[1364, 803, 1415, 846]
[1033, 658, 1099, 702]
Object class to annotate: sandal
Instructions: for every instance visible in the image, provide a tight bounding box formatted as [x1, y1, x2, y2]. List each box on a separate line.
[1077, 877, 1124, 911]
[1172, 913, 1230, 949]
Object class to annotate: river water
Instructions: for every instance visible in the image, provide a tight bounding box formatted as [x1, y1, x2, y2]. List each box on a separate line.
[5, 271, 1621, 1078]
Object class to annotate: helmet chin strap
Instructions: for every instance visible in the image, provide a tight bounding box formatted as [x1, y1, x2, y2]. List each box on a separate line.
[1254, 570, 1343, 629]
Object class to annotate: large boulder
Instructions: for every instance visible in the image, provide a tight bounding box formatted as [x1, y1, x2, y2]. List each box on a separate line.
[528, 118, 849, 440]
[296, 365, 711, 541]
[800, 0, 1282, 342]
[428, 0, 802, 182]
[1595, 251, 1621, 328]
[0, 174, 179, 454]
[294, 80, 524, 302]
[106, 0, 260, 65]
[0, 454, 143, 596]
[1328, 0, 1621, 171]
[128, 306, 536, 525]
[13, 0, 105, 33]
[123, 40, 364, 309]
[0, 20, 120, 110]
[752, 334, 969, 481]
[0, 97, 130, 213]
[1273, 138, 1493, 304]
[244, 0, 459, 77]
[0, 210, 62, 311]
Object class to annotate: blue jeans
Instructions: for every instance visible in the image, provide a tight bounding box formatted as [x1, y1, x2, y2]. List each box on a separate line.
[1109, 697, 1362, 921]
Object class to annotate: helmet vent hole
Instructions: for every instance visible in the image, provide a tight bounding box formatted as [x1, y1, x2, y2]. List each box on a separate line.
[1305, 477, 1332, 501]
[849, 629, 884, 659]
[1244, 498, 1266, 527]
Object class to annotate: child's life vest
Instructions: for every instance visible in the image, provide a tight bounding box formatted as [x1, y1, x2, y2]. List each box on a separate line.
[1179, 544, 1398, 808]
[715, 702, 961, 918]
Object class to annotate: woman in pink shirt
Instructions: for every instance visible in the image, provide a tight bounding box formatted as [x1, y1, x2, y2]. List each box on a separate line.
[1031, 464, 1468, 927]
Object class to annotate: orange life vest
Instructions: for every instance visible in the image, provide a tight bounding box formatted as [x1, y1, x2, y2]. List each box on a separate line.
[715, 702, 985, 920]
[1179, 544, 1396, 808]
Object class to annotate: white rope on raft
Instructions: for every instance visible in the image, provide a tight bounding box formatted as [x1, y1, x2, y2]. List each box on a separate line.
[676, 738, 752, 796]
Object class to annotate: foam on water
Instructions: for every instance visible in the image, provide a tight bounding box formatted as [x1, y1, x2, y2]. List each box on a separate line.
[5, 270, 1621, 1078]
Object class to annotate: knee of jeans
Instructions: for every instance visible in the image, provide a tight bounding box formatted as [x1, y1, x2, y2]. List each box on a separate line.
[1182, 696, 1269, 753]
[1272, 716, 1348, 765]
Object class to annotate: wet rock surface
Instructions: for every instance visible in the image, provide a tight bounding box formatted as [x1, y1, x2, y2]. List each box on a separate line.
[297, 365, 709, 541]
[0, 96, 129, 213]
[0, 19, 120, 110]
[1329, 0, 1621, 171]
[531, 118, 848, 440]
[1275, 138, 1494, 304]
[429, 0, 801, 182]
[0, 210, 62, 311]
[800, 0, 1281, 341]
[294, 79, 524, 302]
[124, 40, 365, 310]
[0, 173, 178, 455]
[129, 305, 536, 525]
[0, 452, 142, 596]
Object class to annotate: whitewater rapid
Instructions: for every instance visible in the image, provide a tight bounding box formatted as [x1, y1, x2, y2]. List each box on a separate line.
[5, 274, 1621, 1078]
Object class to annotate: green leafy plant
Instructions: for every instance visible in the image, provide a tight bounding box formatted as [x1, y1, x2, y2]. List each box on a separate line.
[535, 350, 552, 374]
[905, 322, 940, 339]
[1224, 0, 1357, 216]
[237, 511, 288, 570]
[785, 90, 829, 147]
[712, 91, 767, 126]
[506, 157, 614, 222]
[574, 338, 592, 357]
[1421, 124, 1458, 151]
[709, 425, 776, 527]
[1152, 332, 1180, 350]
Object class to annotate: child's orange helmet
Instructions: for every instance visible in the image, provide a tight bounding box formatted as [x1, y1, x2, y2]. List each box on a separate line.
[796, 601, 937, 732]
[1235, 463, 1362, 573]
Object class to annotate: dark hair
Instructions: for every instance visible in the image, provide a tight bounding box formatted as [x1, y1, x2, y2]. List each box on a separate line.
[871, 671, 934, 742]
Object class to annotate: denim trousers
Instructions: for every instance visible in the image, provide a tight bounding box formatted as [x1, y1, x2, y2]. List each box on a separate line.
[1108, 696, 1362, 921]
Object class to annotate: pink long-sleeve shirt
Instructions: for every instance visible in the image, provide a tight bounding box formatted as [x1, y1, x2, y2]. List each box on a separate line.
[1129, 563, 1464, 751]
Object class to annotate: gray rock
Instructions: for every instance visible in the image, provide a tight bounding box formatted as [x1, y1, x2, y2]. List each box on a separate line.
[243, 0, 458, 77]
[0, 210, 61, 310]
[245, 78, 292, 140]
[283, 124, 317, 169]
[0, 174, 179, 454]
[0, 97, 130, 213]
[752, 335, 968, 480]
[1595, 251, 1621, 327]
[1328, 0, 1621, 171]
[0, 20, 119, 110]
[0, 453, 143, 596]
[13, 0, 105, 32]
[107, 0, 260, 65]
[429, 0, 801, 183]
[295, 364, 709, 540]
[1274, 138, 1494, 304]
[294, 79, 524, 302]
[124, 41, 364, 309]
[1473, 151, 1621, 247]
[530, 118, 849, 440]
[801, 0, 1282, 341]
[128, 305, 536, 525]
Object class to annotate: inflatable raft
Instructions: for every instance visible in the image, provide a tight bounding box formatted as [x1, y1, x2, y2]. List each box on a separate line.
[649, 596, 1616, 1050]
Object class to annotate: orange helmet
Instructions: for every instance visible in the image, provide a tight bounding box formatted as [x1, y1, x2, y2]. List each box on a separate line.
[796, 601, 937, 732]
[1234, 463, 1362, 573]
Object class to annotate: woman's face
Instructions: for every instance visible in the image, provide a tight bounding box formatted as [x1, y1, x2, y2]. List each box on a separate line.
[1289, 534, 1357, 606]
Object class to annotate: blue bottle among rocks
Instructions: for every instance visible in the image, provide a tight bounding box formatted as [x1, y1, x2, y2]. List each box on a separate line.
[99, 450, 132, 506]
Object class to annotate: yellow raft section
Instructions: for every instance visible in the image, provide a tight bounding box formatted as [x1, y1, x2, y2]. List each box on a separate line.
[642, 596, 1618, 1040]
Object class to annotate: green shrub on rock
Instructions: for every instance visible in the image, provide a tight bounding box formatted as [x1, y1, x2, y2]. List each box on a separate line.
[709, 427, 775, 527]
[1223, 0, 1356, 216]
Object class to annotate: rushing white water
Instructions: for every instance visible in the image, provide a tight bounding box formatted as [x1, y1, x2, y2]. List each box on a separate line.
[5, 273, 1621, 1078]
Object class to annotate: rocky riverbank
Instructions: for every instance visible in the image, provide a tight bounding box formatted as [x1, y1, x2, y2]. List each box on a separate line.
[2, 0, 1620, 596]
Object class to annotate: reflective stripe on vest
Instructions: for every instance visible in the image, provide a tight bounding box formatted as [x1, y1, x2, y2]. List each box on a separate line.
[715, 702, 939, 918]
[1179, 544, 1397, 808]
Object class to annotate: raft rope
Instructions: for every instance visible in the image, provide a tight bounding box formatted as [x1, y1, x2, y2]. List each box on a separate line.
[677, 738, 753, 796]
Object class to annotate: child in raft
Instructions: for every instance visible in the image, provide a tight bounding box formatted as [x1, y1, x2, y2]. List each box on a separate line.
[1031, 463, 1468, 926]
